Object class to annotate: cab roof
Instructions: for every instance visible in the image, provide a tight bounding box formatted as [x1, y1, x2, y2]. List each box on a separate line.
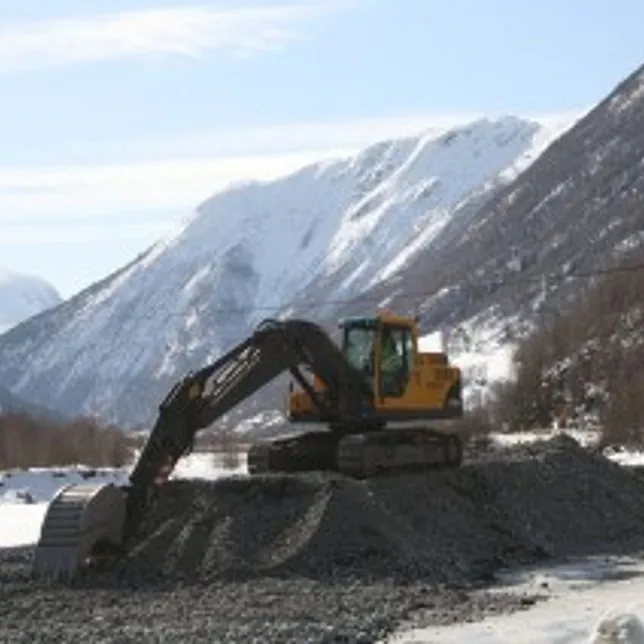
[339, 311, 417, 328]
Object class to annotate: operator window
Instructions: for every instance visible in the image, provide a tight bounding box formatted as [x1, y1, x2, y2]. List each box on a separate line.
[345, 327, 376, 375]
[380, 327, 410, 396]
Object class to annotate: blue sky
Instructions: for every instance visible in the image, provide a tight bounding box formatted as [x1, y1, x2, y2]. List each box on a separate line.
[0, 0, 642, 297]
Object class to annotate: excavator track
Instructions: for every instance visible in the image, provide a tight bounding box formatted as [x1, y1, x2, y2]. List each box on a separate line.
[337, 427, 463, 478]
[247, 428, 463, 478]
[32, 483, 127, 580]
[247, 431, 340, 474]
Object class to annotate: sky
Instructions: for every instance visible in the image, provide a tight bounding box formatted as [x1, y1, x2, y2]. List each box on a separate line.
[0, 0, 642, 298]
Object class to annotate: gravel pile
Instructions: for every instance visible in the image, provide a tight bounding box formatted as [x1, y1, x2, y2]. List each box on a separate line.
[3, 435, 644, 643]
[117, 435, 644, 585]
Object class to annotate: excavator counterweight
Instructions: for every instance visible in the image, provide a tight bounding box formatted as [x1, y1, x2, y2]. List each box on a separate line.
[33, 312, 464, 579]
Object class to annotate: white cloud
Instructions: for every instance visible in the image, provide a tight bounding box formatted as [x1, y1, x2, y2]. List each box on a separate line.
[22, 109, 586, 165]
[99, 112, 490, 159]
[0, 109, 584, 222]
[0, 148, 354, 219]
[0, 2, 353, 71]
[0, 114, 475, 220]
[0, 221, 173, 245]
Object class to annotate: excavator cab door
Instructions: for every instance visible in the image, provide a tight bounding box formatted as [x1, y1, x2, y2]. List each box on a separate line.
[377, 323, 414, 399]
[340, 316, 414, 401]
[342, 320, 377, 379]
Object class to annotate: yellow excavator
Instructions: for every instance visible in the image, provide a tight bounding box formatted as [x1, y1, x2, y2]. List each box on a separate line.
[32, 311, 463, 579]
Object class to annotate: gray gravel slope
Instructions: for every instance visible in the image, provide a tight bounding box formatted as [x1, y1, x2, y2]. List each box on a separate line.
[3, 436, 644, 643]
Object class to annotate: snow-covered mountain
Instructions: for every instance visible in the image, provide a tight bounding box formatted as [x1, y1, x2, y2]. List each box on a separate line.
[0, 383, 64, 421]
[349, 64, 644, 342]
[0, 268, 61, 334]
[0, 115, 573, 428]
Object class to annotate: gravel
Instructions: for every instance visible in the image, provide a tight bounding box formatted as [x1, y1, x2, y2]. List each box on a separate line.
[3, 435, 644, 643]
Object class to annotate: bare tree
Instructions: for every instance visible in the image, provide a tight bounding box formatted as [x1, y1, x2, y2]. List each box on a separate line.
[0, 412, 133, 469]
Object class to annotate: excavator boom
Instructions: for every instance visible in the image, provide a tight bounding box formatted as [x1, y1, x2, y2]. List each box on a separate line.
[124, 318, 373, 540]
[33, 318, 374, 578]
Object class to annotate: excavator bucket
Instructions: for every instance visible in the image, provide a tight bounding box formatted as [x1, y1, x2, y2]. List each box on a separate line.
[32, 482, 127, 580]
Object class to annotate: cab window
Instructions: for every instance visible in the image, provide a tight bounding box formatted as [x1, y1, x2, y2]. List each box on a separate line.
[344, 326, 376, 375]
[379, 326, 412, 397]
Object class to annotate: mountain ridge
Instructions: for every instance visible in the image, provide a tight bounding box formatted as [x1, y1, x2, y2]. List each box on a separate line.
[0, 267, 62, 335]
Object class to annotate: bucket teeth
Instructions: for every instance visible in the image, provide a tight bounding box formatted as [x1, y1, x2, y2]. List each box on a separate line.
[32, 482, 127, 581]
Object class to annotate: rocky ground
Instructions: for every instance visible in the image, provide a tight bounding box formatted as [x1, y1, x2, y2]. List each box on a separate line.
[3, 436, 644, 643]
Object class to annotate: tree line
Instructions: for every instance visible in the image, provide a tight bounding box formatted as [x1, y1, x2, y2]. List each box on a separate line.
[470, 250, 644, 446]
[0, 412, 132, 469]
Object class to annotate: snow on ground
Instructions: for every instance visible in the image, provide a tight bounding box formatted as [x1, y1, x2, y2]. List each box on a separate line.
[0, 466, 128, 547]
[0, 465, 128, 505]
[0, 504, 49, 548]
[170, 451, 246, 480]
[387, 557, 644, 643]
[0, 452, 246, 547]
[491, 428, 602, 449]
[490, 426, 644, 468]
[230, 409, 285, 435]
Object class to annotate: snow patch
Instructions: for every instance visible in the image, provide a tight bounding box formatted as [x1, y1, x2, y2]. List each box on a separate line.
[419, 314, 518, 409]
[589, 610, 644, 644]
[231, 410, 285, 435]
[491, 427, 601, 450]
[0, 465, 128, 505]
[0, 453, 248, 548]
[170, 452, 246, 480]
[609, 70, 644, 116]
[387, 557, 644, 643]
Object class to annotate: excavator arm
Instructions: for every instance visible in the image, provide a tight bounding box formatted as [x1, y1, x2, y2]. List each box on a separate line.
[124, 318, 373, 540]
[33, 318, 373, 578]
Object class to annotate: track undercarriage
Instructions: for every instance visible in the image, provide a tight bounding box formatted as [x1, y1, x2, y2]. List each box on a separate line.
[246, 426, 463, 478]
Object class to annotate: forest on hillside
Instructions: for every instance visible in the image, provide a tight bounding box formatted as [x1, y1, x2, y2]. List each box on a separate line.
[484, 248, 644, 445]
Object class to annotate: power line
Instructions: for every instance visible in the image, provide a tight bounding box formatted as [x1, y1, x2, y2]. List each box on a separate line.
[69, 255, 644, 365]
[84, 257, 644, 323]
[8, 254, 644, 410]
[10, 255, 644, 367]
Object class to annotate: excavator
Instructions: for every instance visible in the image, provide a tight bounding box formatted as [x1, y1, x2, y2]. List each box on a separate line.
[32, 310, 464, 580]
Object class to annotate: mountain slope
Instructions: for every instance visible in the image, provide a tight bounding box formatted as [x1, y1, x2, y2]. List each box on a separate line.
[0, 268, 61, 334]
[343, 63, 644, 350]
[0, 383, 64, 421]
[0, 116, 570, 428]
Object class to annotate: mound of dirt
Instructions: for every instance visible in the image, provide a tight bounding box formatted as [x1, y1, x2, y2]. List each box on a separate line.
[113, 435, 644, 586]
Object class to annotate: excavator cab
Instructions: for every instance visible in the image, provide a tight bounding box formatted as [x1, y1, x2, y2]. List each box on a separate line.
[287, 311, 462, 422]
[341, 312, 413, 398]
